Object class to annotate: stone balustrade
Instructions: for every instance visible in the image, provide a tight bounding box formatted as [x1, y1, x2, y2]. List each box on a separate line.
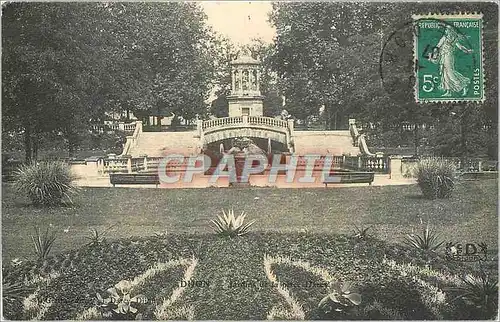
[91, 121, 137, 134]
[201, 116, 289, 131]
[198, 116, 294, 152]
[202, 116, 244, 129]
[120, 121, 143, 156]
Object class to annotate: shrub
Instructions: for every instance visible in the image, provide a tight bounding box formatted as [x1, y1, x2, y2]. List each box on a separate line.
[318, 281, 362, 310]
[97, 280, 148, 319]
[210, 209, 255, 237]
[404, 223, 443, 252]
[352, 224, 372, 240]
[85, 225, 116, 247]
[31, 226, 58, 260]
[13, 161, 78, 206]
[416, 158, 456, 199]
[445, 269, 498, 319]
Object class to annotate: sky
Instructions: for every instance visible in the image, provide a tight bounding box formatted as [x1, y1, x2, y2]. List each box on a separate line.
[199, 1, 276, 45]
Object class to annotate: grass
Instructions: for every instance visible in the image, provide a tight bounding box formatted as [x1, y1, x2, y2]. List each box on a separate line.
[2, 180, 498, 263]
[2, 180, 497, 320]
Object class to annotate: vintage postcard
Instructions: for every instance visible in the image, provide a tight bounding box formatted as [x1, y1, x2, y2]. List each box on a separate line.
[1, 1, 498, 321]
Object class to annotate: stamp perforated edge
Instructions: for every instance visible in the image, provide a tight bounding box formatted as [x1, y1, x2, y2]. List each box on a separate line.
[412, 13, 485, 104]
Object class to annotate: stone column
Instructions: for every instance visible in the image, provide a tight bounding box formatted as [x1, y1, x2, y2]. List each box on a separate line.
[97, 158, 104, 176]
[127, 156, 132, 174]
[242, 69, 248, 91]
[256, 69, 260, 92]
[231, 70, 236, 93]
[238, 69, 243, 92]
[287, 119, 294, 134]
[389, 155, 403, 179]
[140, 155, 148, 171]
[195, 120, 203, 138]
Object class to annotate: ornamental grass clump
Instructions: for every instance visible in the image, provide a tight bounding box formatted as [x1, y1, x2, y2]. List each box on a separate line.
[416, 158, 457, 199]
[31, 226, 57, 260]
[13, 161, 78, 206]
[445, 269, 498, 320]
[210, 209, 255, 237]
[404, 223, 444, 252]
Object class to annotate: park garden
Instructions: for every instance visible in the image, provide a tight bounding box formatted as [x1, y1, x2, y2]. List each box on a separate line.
[2, 1, 498, 321]
[2, 159, 498, 320]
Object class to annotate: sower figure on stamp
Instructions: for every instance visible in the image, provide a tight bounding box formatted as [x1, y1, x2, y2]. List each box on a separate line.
[431, 25, 473, 97]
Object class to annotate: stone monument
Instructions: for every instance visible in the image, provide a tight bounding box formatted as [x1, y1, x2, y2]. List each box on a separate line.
[227, 49, 264, 117]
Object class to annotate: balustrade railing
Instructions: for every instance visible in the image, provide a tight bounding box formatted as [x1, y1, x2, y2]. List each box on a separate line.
[89, 154, 497, 179]
[362, 156, 390, 173]
[343, 155, 390, 173]
[201, 116, 288, 131]
[401, 157, 499, 173]
[123, 123, 136, 132]
[120, 121, 142, 156]
[101, 158, 128, 174]
[247, 116, 288, 128]
[92, 121, 137, 134]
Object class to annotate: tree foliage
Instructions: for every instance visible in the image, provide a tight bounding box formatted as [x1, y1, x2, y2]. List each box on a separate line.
[2, 2, 218, 161]
[269, 2, 497, 156]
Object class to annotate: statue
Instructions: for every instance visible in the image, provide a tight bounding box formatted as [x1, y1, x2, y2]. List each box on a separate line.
[248, 71, 254, 90]
[242, 70, 248, 91]
[234, 70, 241, 92]
[252, 70, 258, 90]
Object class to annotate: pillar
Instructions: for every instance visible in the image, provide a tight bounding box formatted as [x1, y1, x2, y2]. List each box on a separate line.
[98, 158, 104, 175]
[141, 155, 148, 171]
[238, 69, 243, 92]
[231, 70, 236, 93]
[389, 155, 403, 179]
[127, 156, 132, 174]
[256, 69, 260, 92]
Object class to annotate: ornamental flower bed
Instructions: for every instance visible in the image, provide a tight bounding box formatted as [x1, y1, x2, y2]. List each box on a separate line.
[2, 232, 497, 320]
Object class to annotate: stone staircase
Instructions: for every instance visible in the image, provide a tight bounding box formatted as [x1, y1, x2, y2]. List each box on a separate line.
[127, 130, 360, 158]
[127, 132, 200, 157]
[293, 131, 361, 156]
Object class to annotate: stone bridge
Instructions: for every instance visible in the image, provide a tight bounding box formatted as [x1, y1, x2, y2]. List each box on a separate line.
[196, 116, 294, 152]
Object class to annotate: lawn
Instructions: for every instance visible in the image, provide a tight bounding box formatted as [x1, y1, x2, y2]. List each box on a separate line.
[2, 180, 498, 320]
[2, 180, 498, 262]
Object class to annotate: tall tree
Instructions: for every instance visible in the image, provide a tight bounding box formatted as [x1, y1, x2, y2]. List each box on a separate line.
[2, 2, 112, 160]
[3, 2, 219, 160]
[269, 2, 497, 157]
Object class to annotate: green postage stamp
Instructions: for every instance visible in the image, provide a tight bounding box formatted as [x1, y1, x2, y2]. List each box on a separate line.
[413, 14, 484, 103]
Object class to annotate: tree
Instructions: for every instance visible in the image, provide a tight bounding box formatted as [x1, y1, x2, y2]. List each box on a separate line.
[270, 3, 380, 130]
[2, 2, 113, 160]
[3, 2, 219, 160]
[209, 35, 236, 117]
[103, 3, 218, 122]
[269, 2, 497, 157]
